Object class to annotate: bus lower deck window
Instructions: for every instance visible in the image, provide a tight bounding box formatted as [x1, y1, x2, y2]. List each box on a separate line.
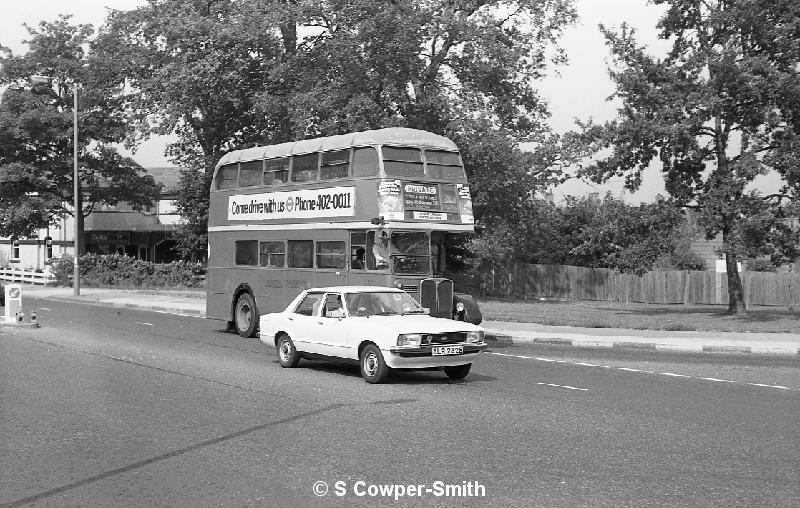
[260, 241, 285, 267]
[235, 240, 258, 265]
[316, 241, 346, 269]
[288, 240, 314, 268]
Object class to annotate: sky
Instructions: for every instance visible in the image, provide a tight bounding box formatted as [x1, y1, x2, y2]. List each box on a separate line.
[1, 0, 782, 203]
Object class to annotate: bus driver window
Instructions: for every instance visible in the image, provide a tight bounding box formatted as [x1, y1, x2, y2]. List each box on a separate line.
[367, 231, 390, 270]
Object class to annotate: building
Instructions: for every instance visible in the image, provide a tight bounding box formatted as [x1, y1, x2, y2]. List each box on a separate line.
[0, 167, 182, 269]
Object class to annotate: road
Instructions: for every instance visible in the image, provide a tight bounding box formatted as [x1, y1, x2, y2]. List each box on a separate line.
[1, 298, 798, 507]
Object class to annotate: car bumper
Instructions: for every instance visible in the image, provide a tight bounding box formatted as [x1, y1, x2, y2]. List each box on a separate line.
[385, 343, 487, 369]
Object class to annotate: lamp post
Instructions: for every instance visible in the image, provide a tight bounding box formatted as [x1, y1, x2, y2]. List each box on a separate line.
[71, 82, 80, 296]
[32, 76, 80, 295]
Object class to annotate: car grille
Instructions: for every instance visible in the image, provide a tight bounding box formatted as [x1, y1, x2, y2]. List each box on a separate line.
[421, 332, 467, 345]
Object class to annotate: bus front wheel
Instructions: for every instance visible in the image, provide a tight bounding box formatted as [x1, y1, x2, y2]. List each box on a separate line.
[234, 292, 258, 338]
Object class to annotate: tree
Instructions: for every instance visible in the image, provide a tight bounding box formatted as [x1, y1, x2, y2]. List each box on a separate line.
[0, 16, 160, 248]
[573, 0, 800, 314]
[93, 0, 577, 258]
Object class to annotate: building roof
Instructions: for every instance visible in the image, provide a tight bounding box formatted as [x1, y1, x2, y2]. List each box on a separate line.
[143, 167, 183, 194]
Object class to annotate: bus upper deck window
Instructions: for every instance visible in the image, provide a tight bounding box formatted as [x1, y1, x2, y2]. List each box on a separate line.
[239, 160, 262, 187]
[291, 153, 319, 182]
[264, 157, 290, 185]
[383, 147, 424, 178]
[351, 147, 379, 177]
[425, 150, 466, 180]
[321, 150, 350, 180]
[216, 164, 238, 189]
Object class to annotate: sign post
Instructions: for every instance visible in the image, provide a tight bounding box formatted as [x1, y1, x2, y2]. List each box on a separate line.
[4, 284, 22, 322]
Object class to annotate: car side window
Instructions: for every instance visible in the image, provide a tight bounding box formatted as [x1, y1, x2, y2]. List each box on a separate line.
[323, 294, 345, 318]
[294, 293, 324, 316]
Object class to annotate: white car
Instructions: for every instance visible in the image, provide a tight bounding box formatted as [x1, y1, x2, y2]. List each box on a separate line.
[259, 286, 487, 383]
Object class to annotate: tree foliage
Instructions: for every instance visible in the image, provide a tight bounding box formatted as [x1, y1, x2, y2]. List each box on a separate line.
[468, 193, 702, 275]
[0, 16, 160, 242]
[92, 0, 577, 257]
[572, 0, 800, 314]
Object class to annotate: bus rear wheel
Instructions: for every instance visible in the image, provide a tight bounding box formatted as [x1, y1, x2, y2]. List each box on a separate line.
[234, 292, 258, 338]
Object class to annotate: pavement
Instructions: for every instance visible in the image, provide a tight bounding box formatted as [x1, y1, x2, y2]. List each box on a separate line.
[3, 284, 799, 356]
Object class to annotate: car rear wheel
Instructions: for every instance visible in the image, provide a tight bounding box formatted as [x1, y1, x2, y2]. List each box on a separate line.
[234, 292, 258, 338]
[443, 363, 471, 380]
[277, 333, 300, 368]
[360, 344, 389, 384]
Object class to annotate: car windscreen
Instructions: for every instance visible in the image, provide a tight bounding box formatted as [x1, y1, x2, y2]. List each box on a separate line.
[345, 292, 425, 316]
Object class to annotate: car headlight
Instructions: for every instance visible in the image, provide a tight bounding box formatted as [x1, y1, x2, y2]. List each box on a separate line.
[465, 331, 484, 343]
[397, 333, 422, 347]
[456, 301, 465, 312]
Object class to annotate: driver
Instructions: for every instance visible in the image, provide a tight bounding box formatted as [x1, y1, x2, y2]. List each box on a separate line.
[372, 231, 390, 269]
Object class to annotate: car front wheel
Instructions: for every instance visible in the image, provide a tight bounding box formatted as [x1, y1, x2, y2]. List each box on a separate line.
[443, 363, 471, 380]
[277, 333, 300, 368]
[360, 344, 389, 384]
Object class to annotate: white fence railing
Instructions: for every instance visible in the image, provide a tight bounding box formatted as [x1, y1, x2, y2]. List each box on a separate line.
[0, 268, 57, 285]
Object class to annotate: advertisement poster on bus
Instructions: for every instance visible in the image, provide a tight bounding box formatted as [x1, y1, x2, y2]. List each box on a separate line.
[378, 179, 404, 220]
[456, 184, 474, 224]
[228, 186, 356, 221]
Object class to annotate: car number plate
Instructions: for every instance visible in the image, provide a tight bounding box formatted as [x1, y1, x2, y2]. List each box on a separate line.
[432, 346, 463, 356]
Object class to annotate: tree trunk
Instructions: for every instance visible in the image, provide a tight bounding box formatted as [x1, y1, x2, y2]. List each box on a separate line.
[723, 226, 747, 315]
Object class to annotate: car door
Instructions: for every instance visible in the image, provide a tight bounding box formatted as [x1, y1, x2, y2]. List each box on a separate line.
[288, 292, 325, 353]
[314, 293, 351, 358]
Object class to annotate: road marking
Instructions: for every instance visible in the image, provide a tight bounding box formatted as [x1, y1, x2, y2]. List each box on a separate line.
[38, 307, 52, 311]
[700, 377, 736, 383]
[135, 322, 154, 326]
[488, 352, 798, 391]
[537, 382, 588, 392]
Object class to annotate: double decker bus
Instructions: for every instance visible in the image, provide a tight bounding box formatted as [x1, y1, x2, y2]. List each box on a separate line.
[206, 127, 482, 337]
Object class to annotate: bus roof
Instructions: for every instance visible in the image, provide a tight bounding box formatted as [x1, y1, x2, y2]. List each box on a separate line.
[217, 127, 459, 167]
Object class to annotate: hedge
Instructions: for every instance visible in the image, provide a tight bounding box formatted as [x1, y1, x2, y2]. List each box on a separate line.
[51, 254, 206, 289]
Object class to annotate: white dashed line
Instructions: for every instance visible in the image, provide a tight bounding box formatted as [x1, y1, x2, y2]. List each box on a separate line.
[488, 352, 798, 391]
[135, 322, 154, 326]
[537, 382, 588, 392]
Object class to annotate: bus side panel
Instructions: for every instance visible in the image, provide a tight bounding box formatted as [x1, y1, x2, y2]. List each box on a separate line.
[206, 267, 235, 321]
[258, 268, 290, 315]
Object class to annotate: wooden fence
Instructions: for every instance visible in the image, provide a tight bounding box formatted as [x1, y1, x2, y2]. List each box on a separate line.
[0, 268, 57, 286]
[481, 264, 800, 307]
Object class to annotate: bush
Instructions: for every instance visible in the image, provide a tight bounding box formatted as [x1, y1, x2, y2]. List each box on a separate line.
[50, 255, 75, 286]
[53, 254, 206, 288]
[746, 258, 777, 272]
